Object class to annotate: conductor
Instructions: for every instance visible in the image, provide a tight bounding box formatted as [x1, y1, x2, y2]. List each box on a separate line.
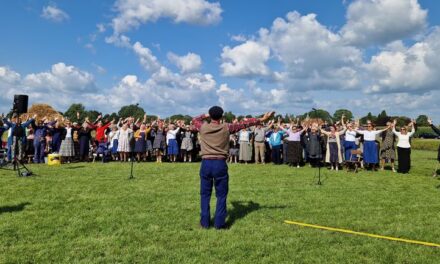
[192, 106, 273, 229]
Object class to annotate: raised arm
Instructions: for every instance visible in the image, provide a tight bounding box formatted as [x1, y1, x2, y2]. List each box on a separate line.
[228, 111, 274, 134]
[428, 118, 440, 135]
[191, 114, 209, 132]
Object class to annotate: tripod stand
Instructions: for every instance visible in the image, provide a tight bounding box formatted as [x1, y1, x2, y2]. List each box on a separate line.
[12, 136, 33, 177]
[128, 152, 135, 180]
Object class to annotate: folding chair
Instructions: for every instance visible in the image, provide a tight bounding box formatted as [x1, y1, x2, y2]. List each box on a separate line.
[346, 149, 363, 173]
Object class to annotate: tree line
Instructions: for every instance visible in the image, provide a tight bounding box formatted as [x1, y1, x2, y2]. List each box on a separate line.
[60, 103, 432, 128]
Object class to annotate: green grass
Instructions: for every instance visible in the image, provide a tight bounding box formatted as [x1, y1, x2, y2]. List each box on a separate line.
[412, 138, 440, 151]
[1, 151, 440, 263]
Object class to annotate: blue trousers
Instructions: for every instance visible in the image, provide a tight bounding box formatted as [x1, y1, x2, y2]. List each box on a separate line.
[34, 141, 46, 163]
[271, 145, 282, 164]
[344, 141, 358, 161]
[200, 159, 229, 228]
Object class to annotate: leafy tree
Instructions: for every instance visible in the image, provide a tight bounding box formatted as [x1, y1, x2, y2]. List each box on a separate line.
[168, 114, 193, 124]
[118, 104, 145, 119]
[333, 109, 353, 122]
[360, 112, 377, 124]
[376, 110, 390, 126]
[416, 115, 429, 126]
[85, 110, 100, 121]
[223, 111, 236, 123]
[307, 109, 332, 123]
[63, 103, 86, 121]
[393, 116, 412, 127]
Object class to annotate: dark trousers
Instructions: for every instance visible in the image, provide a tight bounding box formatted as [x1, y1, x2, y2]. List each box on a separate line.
[34, 141, 46, 163]
[271, 145, 282, 164]
[200, 159, 229, 228]
[397, 147, 411, 173]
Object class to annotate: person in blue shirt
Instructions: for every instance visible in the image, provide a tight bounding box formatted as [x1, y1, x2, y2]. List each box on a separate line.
[269, 125, 285, 165]
[3, 114, 35, 161]
[31, 117, 55, 163]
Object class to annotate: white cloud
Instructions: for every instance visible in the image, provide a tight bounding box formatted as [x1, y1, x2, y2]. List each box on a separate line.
[341, 0, 427, 46]
[365, 27, 440, 93]
[110, 0, 222, 36]
[216, 82, 313, 114]
[167, 52, 202, 73]
[220, 40, 271, 77]
[222, 12, 362, 90]
[23, 63, 96, 93]
[231, 34, 247, 42]
[0, 63, 98, 113]
[97, 23, 106, 33]
[132, 41, 161, 72]
[41, 5, 69, 23]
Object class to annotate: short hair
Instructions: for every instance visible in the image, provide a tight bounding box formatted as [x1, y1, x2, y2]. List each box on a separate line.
[208, 106, 224, 121]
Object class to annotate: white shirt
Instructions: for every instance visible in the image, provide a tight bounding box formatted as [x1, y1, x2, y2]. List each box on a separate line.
[239, 130, 250, 142]
[393, 128, 415, 148]
[357, 130, 383, 141]
[345, 130, 357, 142]
[166, 127, 180, 144]
[65, 127, 72, 138]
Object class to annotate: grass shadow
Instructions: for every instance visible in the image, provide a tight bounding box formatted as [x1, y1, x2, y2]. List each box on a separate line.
[227, 201, 261, 227]
[227, 201, 288, 227]
[0, 202, 31, 214]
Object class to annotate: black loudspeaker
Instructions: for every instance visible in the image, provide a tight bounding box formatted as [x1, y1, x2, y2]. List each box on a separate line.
[13, 94, 28, 114]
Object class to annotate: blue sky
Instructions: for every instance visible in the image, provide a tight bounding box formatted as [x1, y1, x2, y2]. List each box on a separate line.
[0, 0, 439, 122]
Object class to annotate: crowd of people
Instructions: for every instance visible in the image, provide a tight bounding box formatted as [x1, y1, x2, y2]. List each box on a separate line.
[0, 111, 439, 175]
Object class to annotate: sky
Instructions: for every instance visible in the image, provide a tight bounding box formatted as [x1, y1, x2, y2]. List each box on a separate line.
[0, 0, 439, 122]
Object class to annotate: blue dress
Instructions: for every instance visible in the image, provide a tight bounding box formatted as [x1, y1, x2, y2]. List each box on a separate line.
[134, 132, 146, 153]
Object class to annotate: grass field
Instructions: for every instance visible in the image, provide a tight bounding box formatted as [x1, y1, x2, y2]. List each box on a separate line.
[1, 150, 440, 263]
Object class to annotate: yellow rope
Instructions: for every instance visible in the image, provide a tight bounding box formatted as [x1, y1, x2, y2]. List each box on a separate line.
[284, 220, 440, 248]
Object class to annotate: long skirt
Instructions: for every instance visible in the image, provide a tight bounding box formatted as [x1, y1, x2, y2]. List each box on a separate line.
[397, 147, 411, 173]
[181, 138, 193, 151]
[287, 141, 303, 164]
[329, 142, 339, 163]
[146, 140, 153, 152]
[52, 134, 62, 153]
[363, 140, 378, 164]
[167, 139, 179, 155]
[239, 141, 252, 161]
[111, 139, 118, 154]
[134, 138, 146, 153]
[344, 141, 358, 161]
[79, 137, 90, 157]
[60, 138, 75, 157]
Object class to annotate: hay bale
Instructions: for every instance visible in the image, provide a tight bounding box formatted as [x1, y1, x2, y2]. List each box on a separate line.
[21, 104, 63, 122]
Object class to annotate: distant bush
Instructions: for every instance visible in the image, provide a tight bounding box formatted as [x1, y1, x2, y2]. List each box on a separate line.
[412, 127, 439, 138]
[411, 139, 439, 151]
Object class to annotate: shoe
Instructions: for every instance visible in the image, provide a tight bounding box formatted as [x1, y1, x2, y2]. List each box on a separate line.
[215, 225, 229, 230]
[297, 165, 300, 168]
[392, 168, 396, 173]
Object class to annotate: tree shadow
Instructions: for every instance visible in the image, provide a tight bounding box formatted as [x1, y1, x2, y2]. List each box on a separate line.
[0, 202, 31, 214]
[226, 201, 287, 228]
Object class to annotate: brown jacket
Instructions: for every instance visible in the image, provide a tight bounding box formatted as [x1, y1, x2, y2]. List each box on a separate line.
[192, 115, 261, 159]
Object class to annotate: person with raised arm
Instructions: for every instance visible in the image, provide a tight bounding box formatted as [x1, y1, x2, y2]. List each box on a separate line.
[428, 118, 440, 177]
[253, 120, 272, 164]
[379, 121, 397, 172]
[355, 122, 390, 171]
[320, 117, 346, 171]
[192, 106, 273, 229]
[281, 118, 308, 168]
[166, 122, 181, 163]
[392, 119, 416, 174]
[3, 114, 36, 162]
[342, 116, 359, 162]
